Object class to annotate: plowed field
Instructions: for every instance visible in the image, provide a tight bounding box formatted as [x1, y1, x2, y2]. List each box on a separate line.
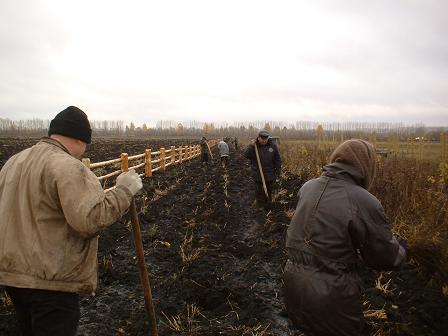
[1, 137, 447, 335]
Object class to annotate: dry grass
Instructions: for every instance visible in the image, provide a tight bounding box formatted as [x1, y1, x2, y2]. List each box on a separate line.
[227, 322, 271, 336]
[375, 272, 395, 295]
[162, 303, 204, 334]
[0, 290, 12, 307]
[179, 232, 203, 266]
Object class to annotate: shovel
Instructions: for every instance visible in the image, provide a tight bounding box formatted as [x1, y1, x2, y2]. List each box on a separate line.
[206, 141, 214, 160]
[254, 142, 269, 199]
[129, 198, 158, 336]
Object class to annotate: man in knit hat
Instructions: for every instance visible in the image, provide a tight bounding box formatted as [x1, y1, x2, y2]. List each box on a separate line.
[283, 139, 406, 336]
[0, 106, 143, 336]
[244, 130, 281, 210]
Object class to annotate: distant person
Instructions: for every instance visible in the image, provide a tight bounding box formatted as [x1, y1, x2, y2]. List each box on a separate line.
[218, 138, 230, 168]
[0, 106, 143, 336]
[244, 130, 281, 209]
[283, 139, 407, 336]
[200, 136, 209, 164]
[234, 137, 239, 150]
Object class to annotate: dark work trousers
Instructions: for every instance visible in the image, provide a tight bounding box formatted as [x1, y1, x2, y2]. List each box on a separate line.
[254, 179, 275, 208]
[5, 286, 80, 336]
[220, 156, 228, 167]
[201, 152, 209, 163]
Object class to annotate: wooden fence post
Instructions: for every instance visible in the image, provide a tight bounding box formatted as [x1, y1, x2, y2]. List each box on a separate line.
[145, 149, 152, 177]
[179, 146, 183, 164]
[121, 153, 128, 171]
[171, 146, 175, 164]
[160, 148, 166, 171]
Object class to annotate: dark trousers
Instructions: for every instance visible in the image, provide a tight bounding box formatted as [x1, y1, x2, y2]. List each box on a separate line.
[5, 286, 80, 336]
[255, 179, 275, 207]
[220, 156, 228, 167]
[201, 152, 209, 163]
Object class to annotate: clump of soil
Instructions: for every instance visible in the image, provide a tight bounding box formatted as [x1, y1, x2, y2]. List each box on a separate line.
[1, 137, 447, 335]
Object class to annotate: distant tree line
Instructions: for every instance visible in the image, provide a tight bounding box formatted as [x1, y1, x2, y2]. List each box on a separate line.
[1, 117, 446, 141]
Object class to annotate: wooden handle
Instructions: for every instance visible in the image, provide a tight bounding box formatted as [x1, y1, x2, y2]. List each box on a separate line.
[206, 142, 214, 159]
[254, 143, 269, 198]
[130, 199, 158, 336]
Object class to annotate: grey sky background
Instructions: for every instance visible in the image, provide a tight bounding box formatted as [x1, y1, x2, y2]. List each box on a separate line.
[0, 0, 447, 126]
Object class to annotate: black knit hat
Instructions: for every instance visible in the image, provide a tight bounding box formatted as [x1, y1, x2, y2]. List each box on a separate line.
[48, 106, 92, 144]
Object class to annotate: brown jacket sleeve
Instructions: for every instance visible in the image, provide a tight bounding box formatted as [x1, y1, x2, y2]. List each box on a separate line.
[48, 157, 133, 238]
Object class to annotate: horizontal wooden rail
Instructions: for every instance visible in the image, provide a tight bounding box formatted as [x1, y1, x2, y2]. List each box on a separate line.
[82, 140, 218, 191]
[128, 153, 146, 160]
[89, 157, 122, 169]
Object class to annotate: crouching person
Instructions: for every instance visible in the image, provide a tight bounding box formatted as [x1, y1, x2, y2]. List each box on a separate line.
[0, 106, 143, 336]
[283, 139, 406, 336]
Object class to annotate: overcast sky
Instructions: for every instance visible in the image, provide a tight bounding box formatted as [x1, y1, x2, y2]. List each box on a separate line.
[0, 0, 447, 126]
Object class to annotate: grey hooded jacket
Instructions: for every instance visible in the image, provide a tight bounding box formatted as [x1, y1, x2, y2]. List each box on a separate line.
[218, 141, 229, 157]
[283, 162, 406, 336]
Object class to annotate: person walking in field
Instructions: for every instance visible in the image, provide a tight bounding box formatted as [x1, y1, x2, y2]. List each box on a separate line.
[283, 139, 407, 336]
[244, 130, 281, 210]
[200, 136, 210, 164]
[217, 138, 230, 168]
[0, 106, 143, 336]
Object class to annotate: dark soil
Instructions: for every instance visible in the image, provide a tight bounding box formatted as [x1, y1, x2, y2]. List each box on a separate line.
[1, 137, 447, 335]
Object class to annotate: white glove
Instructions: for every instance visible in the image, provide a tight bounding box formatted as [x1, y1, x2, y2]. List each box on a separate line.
[116, 169, 143, 195]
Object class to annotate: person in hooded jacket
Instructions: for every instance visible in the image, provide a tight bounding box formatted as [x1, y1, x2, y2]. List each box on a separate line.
[200, 136, 209, 164]
[217, 138, 230, 168]
[0, 106, 143, 336]
[244, 130, 281, 209]
[283, 139, 406, 336]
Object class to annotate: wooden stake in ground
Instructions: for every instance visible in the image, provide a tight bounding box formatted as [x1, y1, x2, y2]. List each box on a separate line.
[254, 141, 269, 199]
[130, 199, 158, 336]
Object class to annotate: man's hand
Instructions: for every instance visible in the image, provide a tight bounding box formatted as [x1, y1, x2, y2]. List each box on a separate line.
[116, 169, 143, 196]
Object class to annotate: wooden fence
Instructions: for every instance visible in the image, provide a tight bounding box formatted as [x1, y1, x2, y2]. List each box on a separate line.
[82, 140, 217, 191]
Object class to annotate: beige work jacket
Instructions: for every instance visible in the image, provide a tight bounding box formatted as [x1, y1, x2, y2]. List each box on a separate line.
[0, 138, 133, 294]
